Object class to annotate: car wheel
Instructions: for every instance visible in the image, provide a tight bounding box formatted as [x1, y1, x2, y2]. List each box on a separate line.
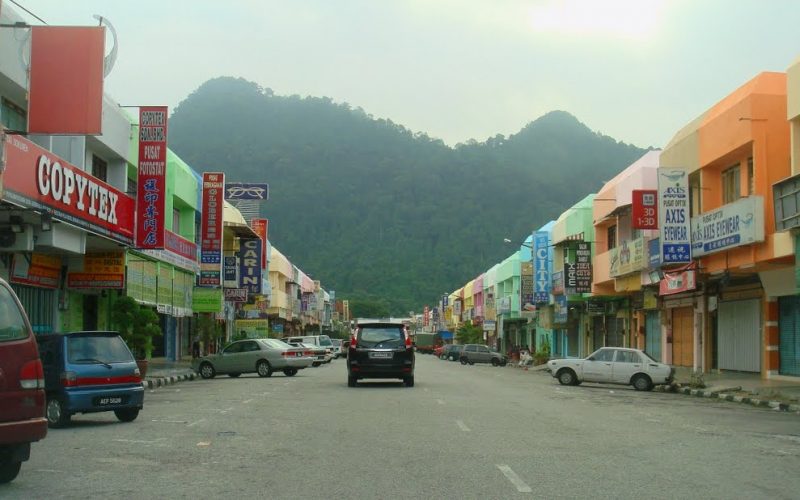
[256, 360, 273, 378]
[632, 374, 653, 391]
[404, 376, 415, 387]
[449, 355, 456, 361]
[228, 373, 241, 378]
[199, 362, 216, 379]
[557, 369, 577, 386]
[500, 360, 508, 367]
[46, 397, 71, 428]
[312, 362, 321, 367]
[491, 358, 499, 367]
[114, 408, 140, 422]
[283, 368, 298, 377]
[348, 376, 357, 387]
[460, 357, 468, 365]
[468, 360, 474, 365]
[0, 460, 22, 484]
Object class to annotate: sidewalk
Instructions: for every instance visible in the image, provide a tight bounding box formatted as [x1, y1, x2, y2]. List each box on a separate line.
[142, 357, 197, 389]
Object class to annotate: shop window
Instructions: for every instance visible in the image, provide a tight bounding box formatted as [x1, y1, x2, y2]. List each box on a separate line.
[722, 164, 740, 204]
[689, 172, 702, 217]
[747, 157, 754, 195]
[173, 209, 181, 233]
[1, 97, 26, 131]
[92, 155, 108, 182]
[607, 225, 617, 250]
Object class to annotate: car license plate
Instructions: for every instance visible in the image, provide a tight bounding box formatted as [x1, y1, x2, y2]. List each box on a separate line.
[97, 396, 122, 406]
[370, 352, 392, 359]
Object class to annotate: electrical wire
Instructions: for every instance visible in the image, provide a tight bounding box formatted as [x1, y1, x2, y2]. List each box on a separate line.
[7, 0, 48, 24]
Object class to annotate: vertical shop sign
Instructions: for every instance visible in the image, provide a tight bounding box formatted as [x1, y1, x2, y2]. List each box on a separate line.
[533, 231, 551, 303]
[575, 242, 592, 293]
[250, 218, 269, 269]
[136, 106, 168, 249]
[520, 261, 534, 308]
[632, 190, 658, 230]
[658, 168, 691, 263]
[200, 172, 225, 286]
[238, 238, 263, 294]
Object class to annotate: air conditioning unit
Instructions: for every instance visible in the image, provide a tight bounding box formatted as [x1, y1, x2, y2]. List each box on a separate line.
[0, 225, 34, 251]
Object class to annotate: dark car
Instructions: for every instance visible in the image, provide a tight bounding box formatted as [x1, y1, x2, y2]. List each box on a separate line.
[440, 344, 464, 361]
[347, 321, 415, 387]
[0, 278, 47, 484]
[36, 331, 144, 428]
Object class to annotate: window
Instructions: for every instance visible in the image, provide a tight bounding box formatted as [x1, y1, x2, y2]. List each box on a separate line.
[173, 209, 181, 233]
[591, 349, 615, 362]
[223, 342, 244, 354]
[92, 155, 108, 182]
[689, 172, 702, 217]
[478, 346, 489, 353]
[615, 350, 640, 363]
[127, 176, 138, 198]
[747, 157, 754, 196]
[1, 97, 26, 131]
[722, 164, 740, 204]
[464, 345, 477, 352]
[0, 286, 27, 342]
[607, 225, 617, 250]
[66, 335, 134, 363]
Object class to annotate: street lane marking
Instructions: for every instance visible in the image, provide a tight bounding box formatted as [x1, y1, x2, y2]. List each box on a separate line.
[436, 399, 445, 405]
[497, 465, 532, 493]
[197, 442, 211, 447]
[151, 419, 187, 424]
[187, 419, 205, 427]
[113, 438, 167, 445]
[456, 420, 470, 432]
[243, 399, 253, 404]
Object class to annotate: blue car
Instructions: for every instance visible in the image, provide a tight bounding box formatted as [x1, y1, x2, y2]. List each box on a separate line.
[36, 331, 144, 428]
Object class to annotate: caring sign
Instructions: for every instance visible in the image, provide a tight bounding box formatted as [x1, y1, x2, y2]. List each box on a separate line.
[238, 237, 263, 294]
[136, 106, 168, 249]
[657, 168, 691, 264]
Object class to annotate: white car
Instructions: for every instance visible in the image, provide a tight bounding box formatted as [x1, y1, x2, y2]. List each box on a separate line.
[547, 347, 674, 391]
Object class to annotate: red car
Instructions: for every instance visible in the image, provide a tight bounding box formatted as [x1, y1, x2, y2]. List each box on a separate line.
[0, 277, 47, 483]
[434, 344, 446, 359]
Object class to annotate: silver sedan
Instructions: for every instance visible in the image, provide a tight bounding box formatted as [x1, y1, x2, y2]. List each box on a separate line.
[192, 338, 313, 378]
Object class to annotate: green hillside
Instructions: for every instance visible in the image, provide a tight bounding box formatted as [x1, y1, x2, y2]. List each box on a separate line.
[168, 77, 646, 315]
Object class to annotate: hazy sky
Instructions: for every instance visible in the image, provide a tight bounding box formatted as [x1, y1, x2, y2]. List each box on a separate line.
[10, 0, 800, 148]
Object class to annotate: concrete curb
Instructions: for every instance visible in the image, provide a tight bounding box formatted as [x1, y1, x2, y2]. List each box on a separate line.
[654, 383, 800, 414]
[143, 372, 197, 390]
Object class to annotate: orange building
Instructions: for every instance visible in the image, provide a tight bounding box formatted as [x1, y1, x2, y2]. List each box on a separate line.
[660, 72, 793, 378]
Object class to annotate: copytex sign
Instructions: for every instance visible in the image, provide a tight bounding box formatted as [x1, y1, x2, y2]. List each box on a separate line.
[2, 134, 134, 245]
[200, 172, 225, 286]
[690, 196, 764, 257]
[533, 231, 552, 303]
[657, 168, 691, 264]
[136, 106, 168, 249]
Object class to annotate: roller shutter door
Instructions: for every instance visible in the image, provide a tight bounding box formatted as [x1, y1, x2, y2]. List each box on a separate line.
[671, 307, 693, 367]
[645, 311, 661, 362]
[718, 299, 760, 373]
[778, 296, 800, 376]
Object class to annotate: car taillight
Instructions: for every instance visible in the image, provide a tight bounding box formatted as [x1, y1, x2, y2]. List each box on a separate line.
[19, 359, 45, 389]
[133, 367, 142, 382]
[303, 350, 313, 356]
[60, 371, 78, 387]
[349, 335, 357, 349]
[405, 334, 412, 349]
[281, 351, 297, 357]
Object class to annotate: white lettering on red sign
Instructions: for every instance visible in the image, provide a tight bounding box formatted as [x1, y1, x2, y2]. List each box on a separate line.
[36, 155, 118, 224]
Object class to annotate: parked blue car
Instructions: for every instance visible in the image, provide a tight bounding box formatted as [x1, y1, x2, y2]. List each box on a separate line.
[36, 331, 144, 428]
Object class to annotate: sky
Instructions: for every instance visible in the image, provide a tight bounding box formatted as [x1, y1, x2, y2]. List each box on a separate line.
[8, 0, 800, 148]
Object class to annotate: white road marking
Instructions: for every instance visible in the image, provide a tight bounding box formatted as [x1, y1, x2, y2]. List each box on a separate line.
[197, 442, 211, 447]
[456, 420, 470, 432]
[151, 419, 187, 424]
[113, 438, 167, 445]
[243, 399, 253, 404]
[187, 419, 205, 427]
[436, 399, 445, 405]
[496, 464, 532, 493]
[423, 388, 430, 392]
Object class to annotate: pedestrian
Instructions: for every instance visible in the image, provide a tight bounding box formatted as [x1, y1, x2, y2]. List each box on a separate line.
[192, 337, 200, 359]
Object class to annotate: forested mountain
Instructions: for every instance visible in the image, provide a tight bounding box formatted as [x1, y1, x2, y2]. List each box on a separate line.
[169, 77, 646, 315]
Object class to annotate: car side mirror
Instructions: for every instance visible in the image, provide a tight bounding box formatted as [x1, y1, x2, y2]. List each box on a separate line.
[587, 356, 595, 361]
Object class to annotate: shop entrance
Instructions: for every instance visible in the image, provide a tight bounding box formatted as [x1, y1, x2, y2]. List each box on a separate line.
[83, 294, 98, 331]
[671, 306, 694, 367]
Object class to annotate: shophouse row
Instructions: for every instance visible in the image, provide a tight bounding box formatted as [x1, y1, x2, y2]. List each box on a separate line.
[427, 60, 800, 381]
[0, 5, 330, 360]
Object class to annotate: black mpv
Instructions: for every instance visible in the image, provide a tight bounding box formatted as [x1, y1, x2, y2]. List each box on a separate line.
[347, 322, 415, 387]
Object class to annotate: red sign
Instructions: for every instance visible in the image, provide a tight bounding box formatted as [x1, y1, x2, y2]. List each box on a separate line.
[165, 230, 197, 262]
[250, 218, 268, 269]
[2, 134, 135, 245]
[200, 172, 225, 286]
[659, 270, 696, 296]
[632, 190, 658, 230]
[67, 273, 125, 289]
[28, 27, 105, 135]
[135, 106, 169, 248]
[10, 254, 61, 289]
[224, 288, 248, 302]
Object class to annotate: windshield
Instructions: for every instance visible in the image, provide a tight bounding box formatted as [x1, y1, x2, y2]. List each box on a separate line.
[357, 325, 404, 347]
[67, 335, 134, 364]
[0, 285, 28, 342]
[319, 335, 333, 346]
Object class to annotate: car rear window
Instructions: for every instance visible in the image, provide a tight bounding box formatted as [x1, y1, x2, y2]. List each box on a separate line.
[67, 335, 134, 364]
[357, 325, 404, 347]
[0, 286, 28, 343]
[319, 335, 332, 346]
[262, 339, 289, 349]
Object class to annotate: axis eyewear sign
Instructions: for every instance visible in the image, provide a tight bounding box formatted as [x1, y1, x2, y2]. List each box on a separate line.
[690, 196, 764, 257]
[657, 168, 691, 264]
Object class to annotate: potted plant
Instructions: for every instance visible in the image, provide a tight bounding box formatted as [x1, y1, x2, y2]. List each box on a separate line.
[111, 295, 162, 377]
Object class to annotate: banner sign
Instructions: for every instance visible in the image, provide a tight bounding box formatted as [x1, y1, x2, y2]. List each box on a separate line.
[235, 319, 269, 338]
[223, 256, 238, 284]
[2, 134, 135, 245]
[250, 218, 269, 269]
[28, 26, 104, 135]
[520, 261, 534, 308]
[690, 196, 764, 257]
[554, 295, 568, 324]
[192, 287, 223, 313]
[225, 183, 269, 200]
[648, 237, 661, 268]
[552, 271, 564, 295]
[224, 288, 247, 302]
[575, 242, 592, 293]
[68, 251, 125, 289]
[135, 106, 168, 248]
[482, 320, 496, 332]
[11, 253, 61, 289]
[139, 230, 199, 273]
[613, 237, 645, 277]
[533, 231, 552, 303]
[238, 238, 263, 294]
[632, 189, 658, 230]
[200, 172, 225, 286]
[659, 269, 696, 296]
[586, 300, 605, 315]
[658, 168, 691, 264]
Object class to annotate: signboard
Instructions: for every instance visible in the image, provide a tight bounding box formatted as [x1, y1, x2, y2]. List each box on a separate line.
[224, 183, 269, 200]
[552, 271, 564, 295]
[632, 189, 658, 229]
[11, 253, 61, 289]
[140, 230, 199, 273]
[520, 261, 534, 308]
[224, 288, 247, 302]
[648, 238, 661, 268]
[483, 320, 496, 332]
[223, 256, 238, 285]
[135, 106, 168, 248]
[199, 172, 225, 286]
[533, 231, 552, 303]
[659, 269, 696, 296]
[613, 237, 645, 277]
[68, 251, 125, 289]
[690, 196, 764, 257]
[234, 319, 269, 338]
[238, 238, 262, 294]
[575, 242, 592, 293]
[496, 297, 510, 314]
[2, 134, 135, 245]
[658, 168, 691, 264]
[587, 300, 605, 315]
[250, 218, 269, 269]
[192, 287, 223, 313]
[28, 26, 104, 135]
[554, 295, 568, 324]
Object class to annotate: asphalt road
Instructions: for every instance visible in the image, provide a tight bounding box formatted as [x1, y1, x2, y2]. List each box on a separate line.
[4, 355, 800, 499]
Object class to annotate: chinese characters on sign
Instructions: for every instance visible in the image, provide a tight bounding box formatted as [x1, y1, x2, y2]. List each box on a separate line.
[250, 218, 269, 269]
[199, 172, 225, 286]
[136, 106, 168, 249]
[632, 189, 658, 230]
[575, 242, 592, 293]
[657, 168, 692, 264]
[690, 196, 764, 257]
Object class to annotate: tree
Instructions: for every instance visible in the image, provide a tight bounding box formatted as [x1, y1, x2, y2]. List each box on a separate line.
[111, 295, 162, 359]
[455, 321, 483, 345]
[196, 313, 224, 353]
